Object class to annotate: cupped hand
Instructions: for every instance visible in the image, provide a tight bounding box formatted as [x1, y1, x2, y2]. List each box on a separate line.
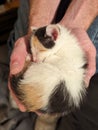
[10, 36, 29, 74]
[70, 28, 96, 87]
[9, 36, 30, 112]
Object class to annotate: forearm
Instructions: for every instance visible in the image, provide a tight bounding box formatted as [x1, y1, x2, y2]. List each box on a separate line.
[29, 0, 60, 29]
[60, 0, 98, 30]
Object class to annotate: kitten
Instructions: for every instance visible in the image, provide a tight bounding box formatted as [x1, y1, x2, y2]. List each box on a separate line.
[10, 24, 87, 130]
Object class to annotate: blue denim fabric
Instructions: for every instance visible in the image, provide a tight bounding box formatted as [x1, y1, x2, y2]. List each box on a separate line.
[87, 16, 98, 73]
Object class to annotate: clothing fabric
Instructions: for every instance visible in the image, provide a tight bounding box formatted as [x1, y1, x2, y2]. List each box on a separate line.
[56, 73, 98, 130]
[6, 0, 98, 130]
[87, 16, 98, 72]
[7, 0, 29, 57]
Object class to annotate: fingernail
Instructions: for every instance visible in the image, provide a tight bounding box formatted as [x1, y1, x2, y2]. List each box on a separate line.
[10, 62, 19, 74]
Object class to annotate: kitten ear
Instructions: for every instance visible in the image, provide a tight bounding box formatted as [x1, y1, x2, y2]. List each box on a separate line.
[46, 24, 60, 41]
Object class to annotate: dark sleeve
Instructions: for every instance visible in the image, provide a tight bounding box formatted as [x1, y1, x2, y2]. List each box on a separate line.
[56, 73, 98, 130]
[7, 0, 29, 57]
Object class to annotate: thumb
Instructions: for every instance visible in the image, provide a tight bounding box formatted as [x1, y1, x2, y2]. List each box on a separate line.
[10, 38, 28, 75]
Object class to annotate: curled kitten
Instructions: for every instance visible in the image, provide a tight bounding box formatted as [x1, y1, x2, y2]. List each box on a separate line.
[10, 24, 87, 130]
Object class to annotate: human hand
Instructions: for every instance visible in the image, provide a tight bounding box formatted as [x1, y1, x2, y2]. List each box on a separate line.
[10, 36, 29, 74]
[58, 0, 97, 87]
[9, 36, 30, 112]
[70, 28, 96, 87]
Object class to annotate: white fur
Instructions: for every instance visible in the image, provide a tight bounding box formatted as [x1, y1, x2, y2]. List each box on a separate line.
[21, 63, 63, 108]
[21, 24, 86, 107]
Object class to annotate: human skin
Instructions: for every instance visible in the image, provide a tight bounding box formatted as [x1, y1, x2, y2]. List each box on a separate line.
[9, 0, 98, 112]
[60, 0, 98, 30]
[59, 0, 98, 86]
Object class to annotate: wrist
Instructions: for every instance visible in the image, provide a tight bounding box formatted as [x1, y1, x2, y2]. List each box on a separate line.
[60, 0, 98, 30]
[28, 0, 60, 32]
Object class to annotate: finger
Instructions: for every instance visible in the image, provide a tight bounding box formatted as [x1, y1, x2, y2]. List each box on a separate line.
[84, 42, 96, 86]
[10, 37, 28, 75]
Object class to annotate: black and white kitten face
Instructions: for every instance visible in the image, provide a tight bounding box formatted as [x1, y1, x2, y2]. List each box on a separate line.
[10, 24, 87, 115]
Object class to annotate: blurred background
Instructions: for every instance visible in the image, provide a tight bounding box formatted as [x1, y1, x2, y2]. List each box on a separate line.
[0, 1, 20, 128]
[0, 2, 36, 130]
[0, 0, 19, 64]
